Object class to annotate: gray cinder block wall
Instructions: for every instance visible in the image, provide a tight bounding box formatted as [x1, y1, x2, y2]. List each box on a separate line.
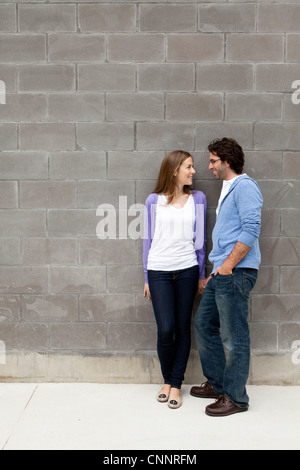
[0, 1, 300, 384]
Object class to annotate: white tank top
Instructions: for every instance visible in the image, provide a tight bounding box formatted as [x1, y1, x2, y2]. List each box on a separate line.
[147, 195, 198, 272]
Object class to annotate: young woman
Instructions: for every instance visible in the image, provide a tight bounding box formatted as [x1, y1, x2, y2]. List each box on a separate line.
[143, 150, 207, 409]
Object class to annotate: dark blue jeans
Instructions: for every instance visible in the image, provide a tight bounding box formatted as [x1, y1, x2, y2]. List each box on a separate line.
[148, 265, 199, 389]
[193, 268, 258, 408]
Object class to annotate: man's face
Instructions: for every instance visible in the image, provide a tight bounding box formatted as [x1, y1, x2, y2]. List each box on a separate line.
[208, 152, 228, 180]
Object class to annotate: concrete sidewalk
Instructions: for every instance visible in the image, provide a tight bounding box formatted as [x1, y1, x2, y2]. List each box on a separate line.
[0, 383, 299, 450]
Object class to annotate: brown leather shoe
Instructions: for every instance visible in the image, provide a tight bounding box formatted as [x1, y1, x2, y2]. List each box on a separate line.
[190, 381, 219, 399]
[205, 395, 248, 417]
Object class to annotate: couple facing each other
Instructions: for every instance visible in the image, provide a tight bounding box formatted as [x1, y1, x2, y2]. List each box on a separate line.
[143, 137, 263, 417]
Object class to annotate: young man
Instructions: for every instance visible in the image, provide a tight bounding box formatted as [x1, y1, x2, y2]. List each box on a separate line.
[191, 137, 263, 417]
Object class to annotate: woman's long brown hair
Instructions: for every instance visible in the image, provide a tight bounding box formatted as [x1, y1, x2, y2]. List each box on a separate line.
[152, 150, 194, 205]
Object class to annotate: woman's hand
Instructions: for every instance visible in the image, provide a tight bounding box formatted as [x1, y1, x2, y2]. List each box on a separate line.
[144, 283, 151, 301]
[197, 276, 212, 295]
[197, 279, 206, 296]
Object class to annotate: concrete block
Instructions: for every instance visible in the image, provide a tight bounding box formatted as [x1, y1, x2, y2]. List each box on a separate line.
[0, 94, 47, 122]
[0, 295, 21, 322]
[0, 240, 21, 266]
[254, 123, 300, 151]
[0, 153, 48, 180]
[244, 151, 282, 181]
[0, 124, 17, 150]
[281, 209, 300, 237]
[259, 181, 300, 209]
[261, 209, 281, 238]
[197, 64, 253, 92]
[48, 34, 105, 62]
[107, 266, 144, 294]
[19, 65, 75, 92]
[250, 352, 300, 386]
[140, 4, 197, 32]
[138, 64, 195, 91]
[50, 266, 106, 294]
[0, 210, 46, 237]
[20, 123, 76, 151]
[0, 65, 17, 92]
[78, 180, 135, 208]
[250, 322, 278, 351]
[19, 4, 76, 32]
[48, 210, 98, 237]
[260, 238, 300, 266]
[283, 153, 300, 181]
[108, 151, 163, 180]
[252, 294, 300, 323]
[258, 4, 300, 32]
[0, 323, 48, 350]
[79, 4, 136, 32]
[194, 180, 221, 209]
[107, 322, 156, 350]
[195, 122, 253, 150]
[256, 64, 300, 92]
[22, 295, 78, 322]
[284, 94, 300, 121]
[0, 35, 45, 62]
[226, 94, 282, 121]
[167, 34, 223, 62]
[0, 181, 18, 208]
[50, 152, 106, 180]
[199, 4, 255, 32]
[77, 123, 134, 150]
[136, 180, 157, 207]
[166, 93, 223, 121]
[279, 323, 300, 350]
[136, 122, 194, 150]
[78, 64, 135, 92]
[79, 238, 135, 265]
[227, 34, 284, 62]
[106, 93, 164, 121]
[0, 267, 48, 294]
[48, 94, 104, 122]
[50, 323, 107, 350]
[287, 34, 300, 62]
[135, 294, 155, 323]
[22, 239, 77, 266]
[252, 267, 280, 294]
[281, 267, 300, 294]
[79, 294, 135, 322]
[108, 34, 165, 62]
[0, 5, 16, 32]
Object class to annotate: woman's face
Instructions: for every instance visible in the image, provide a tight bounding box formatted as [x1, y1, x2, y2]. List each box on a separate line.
[175, 157, 196, 187]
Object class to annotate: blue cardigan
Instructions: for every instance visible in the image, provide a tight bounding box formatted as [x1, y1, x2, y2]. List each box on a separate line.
[209, 174, 263, 274]
[143, 191, 207, 283]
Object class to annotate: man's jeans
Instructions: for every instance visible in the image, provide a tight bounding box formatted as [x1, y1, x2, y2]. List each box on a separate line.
[193, 268, 258, 408]
[148, 265, 199, 389]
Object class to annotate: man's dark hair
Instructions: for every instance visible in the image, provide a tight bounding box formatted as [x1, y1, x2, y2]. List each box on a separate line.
[208, 137, 245, 175]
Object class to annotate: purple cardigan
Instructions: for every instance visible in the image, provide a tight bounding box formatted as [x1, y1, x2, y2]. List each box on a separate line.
[143, 191, 207, 283]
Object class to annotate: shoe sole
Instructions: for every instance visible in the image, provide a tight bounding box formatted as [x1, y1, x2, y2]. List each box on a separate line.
[190, 391, 218, 399]
[168, 401, 182, 409]
[205, 407, 248, 417]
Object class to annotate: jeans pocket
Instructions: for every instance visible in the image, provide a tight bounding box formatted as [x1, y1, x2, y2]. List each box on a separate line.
[242, 272, 257, 298]
[214, 273, 234, 294]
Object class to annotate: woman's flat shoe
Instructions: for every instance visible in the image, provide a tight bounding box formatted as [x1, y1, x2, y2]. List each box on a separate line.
[168, 397, 182, 409]
[156, 391, 170, 403]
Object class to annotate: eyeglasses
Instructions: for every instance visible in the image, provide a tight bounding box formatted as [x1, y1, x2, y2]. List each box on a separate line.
[209, 158, 221, 166]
